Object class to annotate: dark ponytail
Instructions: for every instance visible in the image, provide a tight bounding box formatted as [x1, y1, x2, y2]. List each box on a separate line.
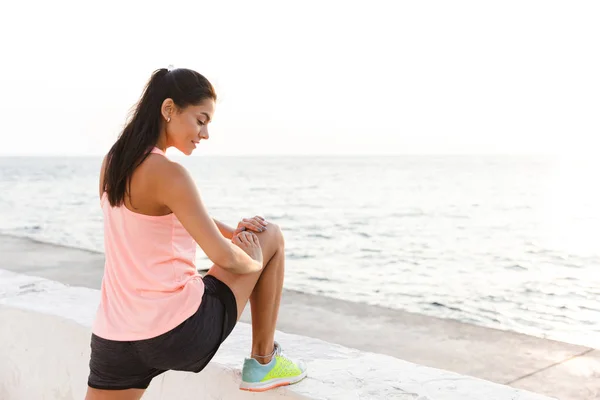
[103, 68, 217, 207]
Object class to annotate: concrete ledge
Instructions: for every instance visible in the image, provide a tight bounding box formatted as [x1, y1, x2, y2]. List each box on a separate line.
[0, 269, 555, 399]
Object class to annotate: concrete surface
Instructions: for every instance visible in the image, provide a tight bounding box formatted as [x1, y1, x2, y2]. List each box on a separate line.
[1, 233, 598, 399]
[509, 349, 599, 400]
[0, 269, 554, 400]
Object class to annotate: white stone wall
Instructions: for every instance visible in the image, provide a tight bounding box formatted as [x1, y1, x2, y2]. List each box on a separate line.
[0, 270, 555, 400]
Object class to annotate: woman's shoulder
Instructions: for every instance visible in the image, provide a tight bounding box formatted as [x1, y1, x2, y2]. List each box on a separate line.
[99, 149, 193, 201]
[145, 152, 187, 179]
[127, 153, 194, 201]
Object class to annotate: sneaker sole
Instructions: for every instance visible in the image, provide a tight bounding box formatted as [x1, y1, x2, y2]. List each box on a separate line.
[239, 371, 308, 392]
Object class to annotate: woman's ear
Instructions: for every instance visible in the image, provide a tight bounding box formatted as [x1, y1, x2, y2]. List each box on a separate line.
[161, 98, 174, 121]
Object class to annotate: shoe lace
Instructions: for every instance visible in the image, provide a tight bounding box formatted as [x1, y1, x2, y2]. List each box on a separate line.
[273, 342, 302, 372]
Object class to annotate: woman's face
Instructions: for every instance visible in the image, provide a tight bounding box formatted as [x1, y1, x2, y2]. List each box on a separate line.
[164, 98, 215, 155]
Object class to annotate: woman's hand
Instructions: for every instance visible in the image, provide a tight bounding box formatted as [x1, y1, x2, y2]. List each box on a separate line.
[232, 231, 264, 272]
[233, 216, 268, 236]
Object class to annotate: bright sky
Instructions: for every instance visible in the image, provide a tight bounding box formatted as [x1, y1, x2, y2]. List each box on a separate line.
[0, 0, 598, 156]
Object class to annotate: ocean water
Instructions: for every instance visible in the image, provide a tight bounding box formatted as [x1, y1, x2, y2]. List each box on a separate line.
[0, 154, 599, 348]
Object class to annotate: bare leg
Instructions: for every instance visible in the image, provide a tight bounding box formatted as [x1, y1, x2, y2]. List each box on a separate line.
[249, 245, 284, 361]
[206, 223, 285, 364]
[85, 388, 145, 400]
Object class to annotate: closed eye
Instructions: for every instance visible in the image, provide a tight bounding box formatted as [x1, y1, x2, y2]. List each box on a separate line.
[197, 120, 206, 126]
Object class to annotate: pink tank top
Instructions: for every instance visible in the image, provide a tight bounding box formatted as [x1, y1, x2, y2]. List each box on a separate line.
[92, 147, 205, 340]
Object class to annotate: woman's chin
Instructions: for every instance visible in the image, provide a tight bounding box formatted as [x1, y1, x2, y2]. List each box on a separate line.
[177, 144, 194, 156]
[188, 142, 198, 155]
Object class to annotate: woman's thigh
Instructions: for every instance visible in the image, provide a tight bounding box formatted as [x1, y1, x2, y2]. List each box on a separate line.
[206, 223, 284, 319]
[85, 388, 145, 400]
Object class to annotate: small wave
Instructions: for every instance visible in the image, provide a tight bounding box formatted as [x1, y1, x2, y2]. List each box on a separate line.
[389, 211, 425, 218]
[266, 213, 296, 221]
[0, 232, 102, 255]
[443, 214, 470, 219]
[15, 225, 42, 232]
[288, 252, 315, 260]
[579, 305, 600, 312]
[308, 233, 332, 239]
[476, 307, 501, 316]
[524, 288, 557, 296]
[308, 276, 330, 282]
[348, 220, 366, 226]
[482, 295, 509, 303]
[506, 264, 527, 271]
[563, 263, 584, 269]
[430, 302, 462, 312]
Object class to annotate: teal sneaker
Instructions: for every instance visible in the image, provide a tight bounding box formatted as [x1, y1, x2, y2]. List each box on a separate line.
[239, 341, 308, 392]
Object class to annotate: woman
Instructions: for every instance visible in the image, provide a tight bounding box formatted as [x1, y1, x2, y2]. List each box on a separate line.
[86, 68, 307, 400]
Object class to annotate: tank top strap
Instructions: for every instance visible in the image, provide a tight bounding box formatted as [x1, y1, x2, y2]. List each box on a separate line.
[150, 147, 166, 156]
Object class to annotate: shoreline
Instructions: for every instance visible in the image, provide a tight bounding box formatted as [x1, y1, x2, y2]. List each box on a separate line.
[0, 231, 594, 350]
[1, 233, 597, 399]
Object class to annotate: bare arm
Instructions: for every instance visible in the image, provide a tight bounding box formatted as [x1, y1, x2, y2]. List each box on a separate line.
[213, 218, 235, 240]
[156, 161, 261, 274]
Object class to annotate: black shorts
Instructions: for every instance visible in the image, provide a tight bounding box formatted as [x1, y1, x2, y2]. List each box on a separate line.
[88, 275, 237, 390]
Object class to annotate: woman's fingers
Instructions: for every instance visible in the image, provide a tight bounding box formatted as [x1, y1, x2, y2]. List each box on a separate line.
[240, 232, 251, 246]
[255, 216, 268, 227]
[242, 222, 262, 232]
[246, 232, 260, 248]
[233, 234, 243, 245]
[245, 218, 264, 230]
[241, 218, 266, 232]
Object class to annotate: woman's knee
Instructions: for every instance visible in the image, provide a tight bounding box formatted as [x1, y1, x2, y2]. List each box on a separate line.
[265, 222, 284, 248]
